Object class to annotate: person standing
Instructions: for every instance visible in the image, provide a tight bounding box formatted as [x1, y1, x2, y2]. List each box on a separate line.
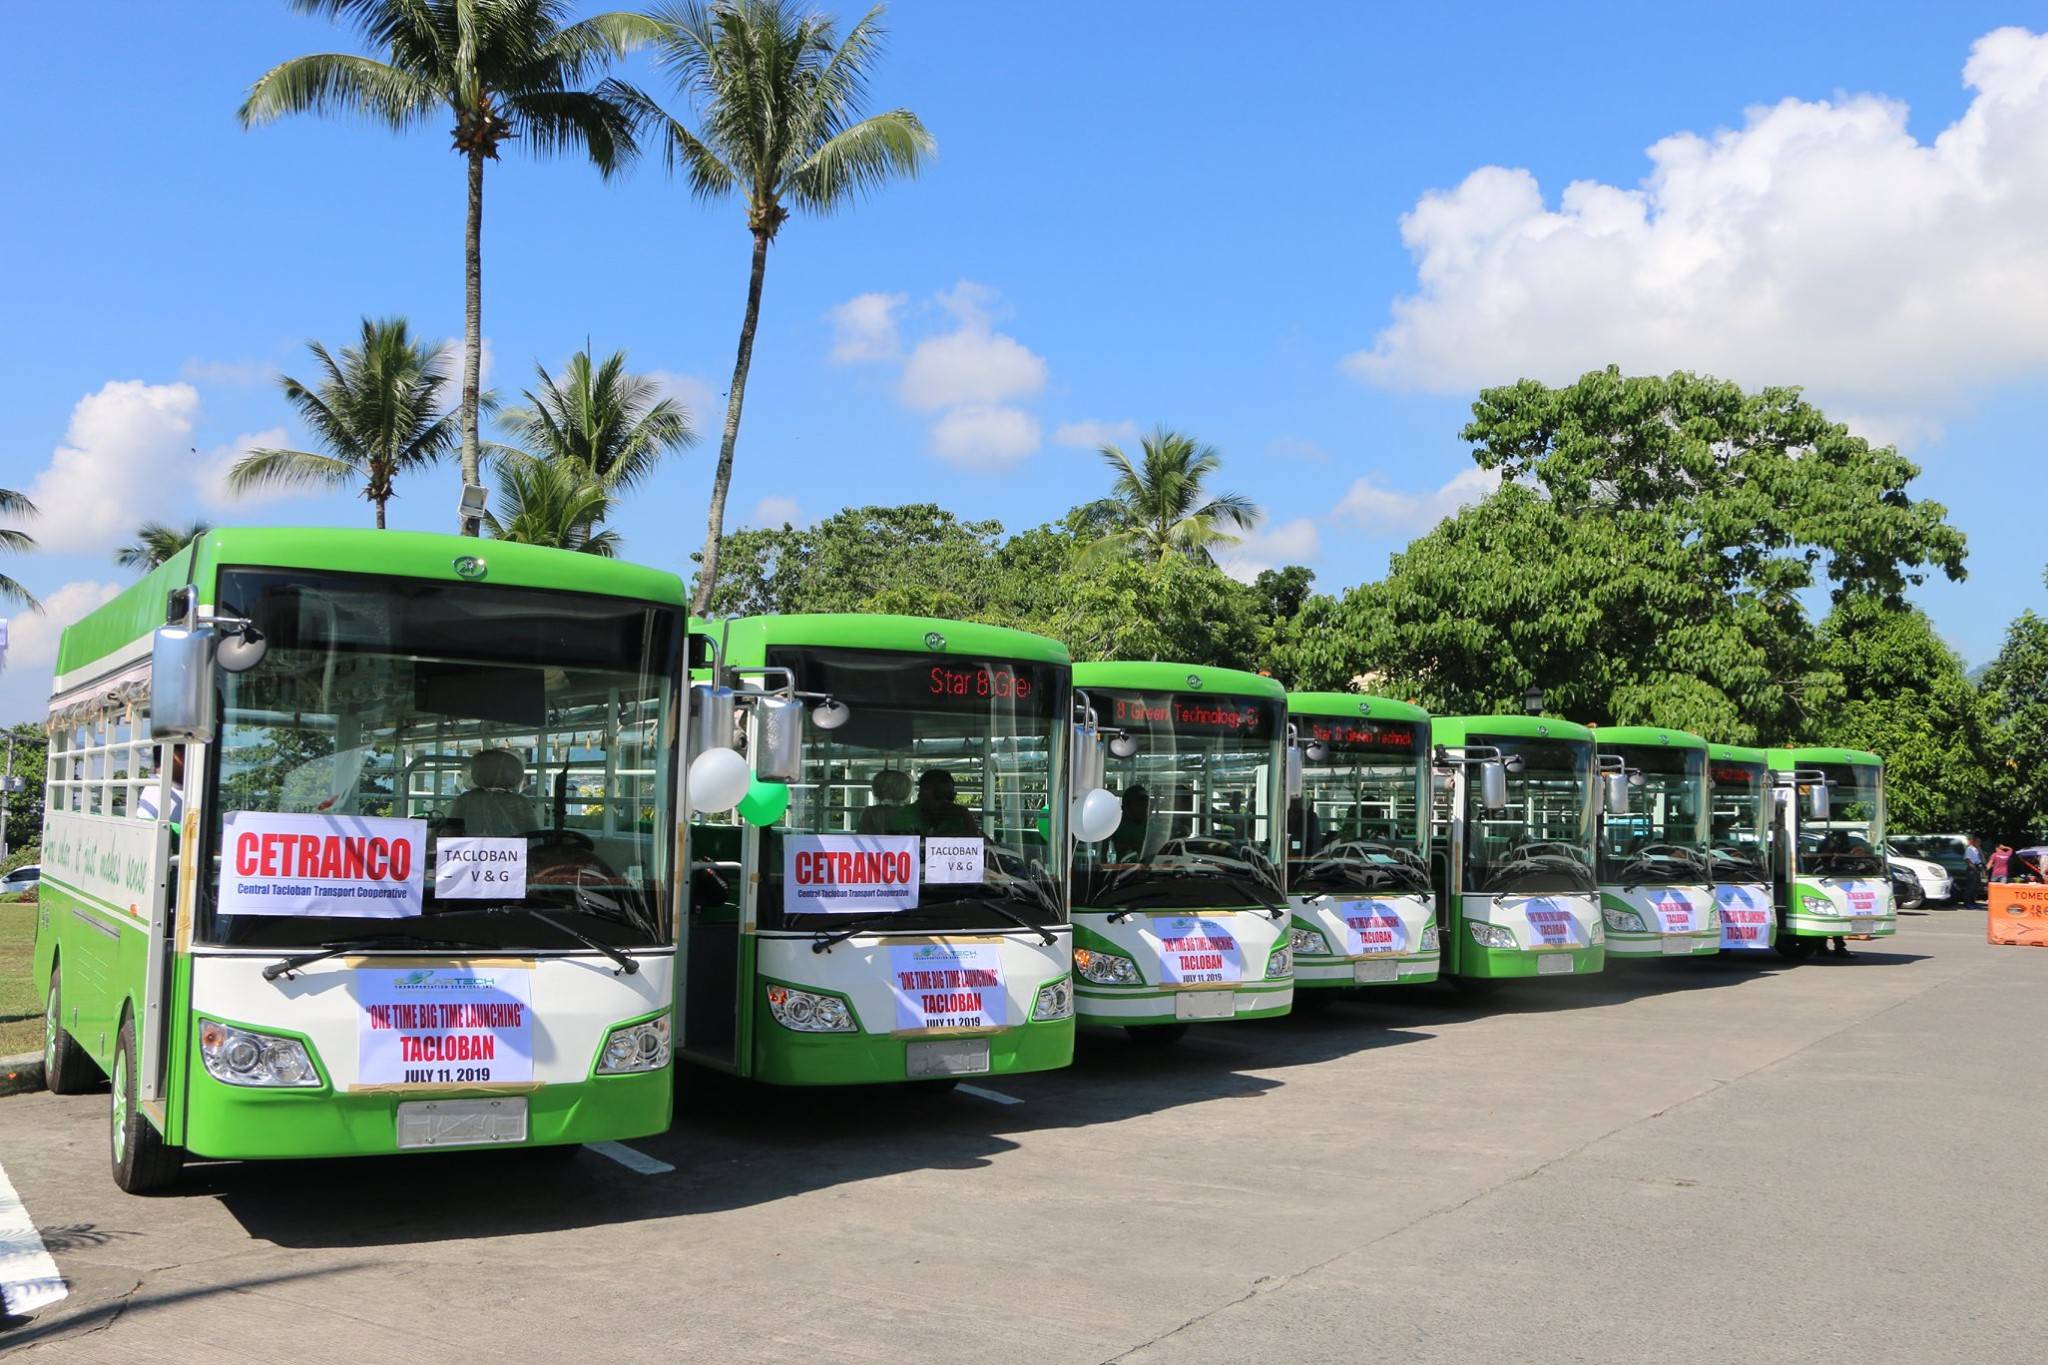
[1965, 836, 1986, 903]
[1990, 843, 2013, 884]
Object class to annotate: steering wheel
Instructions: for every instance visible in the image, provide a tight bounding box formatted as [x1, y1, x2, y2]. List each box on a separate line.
[524, 827, 596, 850]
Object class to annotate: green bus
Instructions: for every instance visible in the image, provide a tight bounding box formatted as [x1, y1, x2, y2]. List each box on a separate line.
[36, 528, 704, 1191]
[1706, 743, 1775, 953]
[1284, 692, 1438, 996]
[678, 614, 1085, 1084]
[1068, 662, 1293, 1037]
[1594, 726, 1719, 960]
[1429, 715, 1606, 981]
[1767, 746, 1895, 957]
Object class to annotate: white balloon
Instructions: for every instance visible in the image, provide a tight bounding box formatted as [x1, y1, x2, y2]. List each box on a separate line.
[1072, 786, 1124, 843]
[688, 746, 751, 813]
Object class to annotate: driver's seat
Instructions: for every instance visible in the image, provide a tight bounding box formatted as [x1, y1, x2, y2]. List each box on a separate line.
[447, 749, 539, 837]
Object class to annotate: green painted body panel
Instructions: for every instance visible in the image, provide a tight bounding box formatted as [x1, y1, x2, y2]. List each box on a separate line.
[1432, 714, 1596, 745]
[1595, 725, 1708, 750]
[1072, 659, 1285, 700]
[747, 1014, 1075, 1085]
[1707, 742, 1769, 765]
[33, 880, 150, 1077]
[721, 613, 1070, 666]
[1283, 691, 1430, 723]
[1442, 919, 1606, 978]
[52, 549, 197, 678]
[1767, 746, 1883, 770]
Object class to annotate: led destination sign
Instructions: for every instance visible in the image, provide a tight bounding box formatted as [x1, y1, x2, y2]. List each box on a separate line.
[1100, 691, 1278, 739]
[1295, 717, 1420, 754]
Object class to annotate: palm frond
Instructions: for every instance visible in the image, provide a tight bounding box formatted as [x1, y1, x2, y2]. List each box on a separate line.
[0, 488, 37, 519]
[0, 528, 35, 553]
[0, 573, 40, 613]
[239, 52, 440, 129]
[611, 81, 738, 197]
[226, 447, 361, 494]
[505, 83, 641, 175]
[785, 108, 932, 213]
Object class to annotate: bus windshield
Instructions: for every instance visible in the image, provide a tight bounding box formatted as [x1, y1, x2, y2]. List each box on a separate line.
[198, 567, 680, 952]
[1288, 715, 1429, 896]
[1797, 762, 1885, 877]
[1461, 735, 1596, 895]
[1709, 760, 1770, 882]
[1074, 689, 1285, 911]
[754, 646, 1067, 933]
[1597, 744, 1709, 887]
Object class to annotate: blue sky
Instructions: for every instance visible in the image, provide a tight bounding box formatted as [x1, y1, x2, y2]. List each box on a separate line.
[4, 1, 2044, 723]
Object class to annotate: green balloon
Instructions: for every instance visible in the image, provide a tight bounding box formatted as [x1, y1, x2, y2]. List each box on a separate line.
[738, 779, 792, 827]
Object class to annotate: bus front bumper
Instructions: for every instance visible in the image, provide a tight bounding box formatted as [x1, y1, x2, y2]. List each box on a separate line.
[1293, 954, 1439, 986]
[1458, 945, 1606, 979]
[1076, 980, 1293, 1026]
[1604, 930, 1721, 959]
[748, 1017, 1074, 1085]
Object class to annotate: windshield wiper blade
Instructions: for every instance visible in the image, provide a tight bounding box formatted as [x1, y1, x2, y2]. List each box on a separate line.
[812, 910, 912, 952]
[430, 903, 640, 975]
[972, 894, 1057, 945]
[262, 931, 501, 982]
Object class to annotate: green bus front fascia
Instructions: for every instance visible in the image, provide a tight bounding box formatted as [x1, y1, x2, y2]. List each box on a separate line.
[1069, 914, 1293, 1024]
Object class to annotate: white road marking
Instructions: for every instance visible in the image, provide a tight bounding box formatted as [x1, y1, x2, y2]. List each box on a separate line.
[957, 1084, 1023, 1106]
[0, 1159, 67, 1318]
[585, 1141, 675, 1175]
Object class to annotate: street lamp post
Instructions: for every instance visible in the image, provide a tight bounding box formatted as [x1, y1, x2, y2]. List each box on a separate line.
[1523, 685, 1545, 717]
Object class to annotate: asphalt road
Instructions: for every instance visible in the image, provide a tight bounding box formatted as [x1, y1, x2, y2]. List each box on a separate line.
[1, 909, 2038, 1362]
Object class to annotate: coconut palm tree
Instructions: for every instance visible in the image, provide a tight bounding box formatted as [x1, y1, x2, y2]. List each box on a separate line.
[497, 347, 694, 491]
[629, 0, 933, 609]
[116, 521, 211, 572]
[0, 488, 38, 611]
[239, 1, 650, 531]
[1086, 427, 1261, 566]
[229, 317, 458, 528]
[484, 459, 621, 554]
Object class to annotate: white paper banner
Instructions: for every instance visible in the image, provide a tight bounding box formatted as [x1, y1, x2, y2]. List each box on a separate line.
[924, 836, 985, 884]
[1843, 881, 1885, 915]
[358, 966, 533, 1085]
[1647, 892, 1696, 934]
[1336, 901, 1408, 956]
[435, 837, 527, 900]
[1716, 884, 1772, 947]
[888, 941, 1008, 1030]
[784, 833, 921, 914]
[219, 811, 425, 918]
[1521, 898, 1586, 948]
[1151, 915, 1245, 987]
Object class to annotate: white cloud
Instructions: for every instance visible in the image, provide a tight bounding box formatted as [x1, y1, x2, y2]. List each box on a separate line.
[1217, 517, 1320, 583]
[928, 405, 1042, 469]
[1052, 418, 1139, 449]
[5, 580, 123, 674]
[749, 495, 805, 527]
[25, 380, 201, 553]
[1347, 27, 2048, 435]
[827, 292, 907, 364]
[194, 427, 295, 509]
[644, 370, 721, 427]
[898, 281, 1048, 412]
[1332, 465, 1502, 536]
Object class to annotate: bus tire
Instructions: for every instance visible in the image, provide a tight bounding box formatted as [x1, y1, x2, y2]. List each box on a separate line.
[1775, 936, 1818, 961]
[43, 965, 97, 1095]
[1124, 1024, 1189, 1045]
[110, 1014, 183, 1195]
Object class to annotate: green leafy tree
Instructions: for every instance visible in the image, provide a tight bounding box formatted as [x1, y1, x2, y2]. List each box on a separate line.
[115, 521, 210, 572]
[498, 346, 695, 490]
[240, 1, 649, 526]
[1050, 554, 1271, 670]
[483, 459, 621, 555]
[1980, 574, 2048, 843]
[1085, 428, 1260, 566]
[703, 504, 1005, 617]
[0, 488, 38, 610]
[230, 318, 458, 527]
[2, 723, 46, 857]
[631, 0, 934, 608]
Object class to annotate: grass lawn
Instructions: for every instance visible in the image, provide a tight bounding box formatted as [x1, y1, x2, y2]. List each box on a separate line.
[0, 899, 40, 1056]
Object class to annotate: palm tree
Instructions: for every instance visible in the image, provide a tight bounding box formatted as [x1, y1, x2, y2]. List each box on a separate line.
[116, 521, 211, 572]
[239, 1, 650, 531]
[483, 459, 621, 554]
[1087, 427, 1261, 566]
[497, 347, 694, 491]
[630, 0, 933, 609]
[0, 488, 38, 611]
[229, 317, 459, 528]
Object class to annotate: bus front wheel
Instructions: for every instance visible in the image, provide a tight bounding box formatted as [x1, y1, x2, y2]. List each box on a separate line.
[43, 966, 97, 1095]
[110, 1014, 184, 1195]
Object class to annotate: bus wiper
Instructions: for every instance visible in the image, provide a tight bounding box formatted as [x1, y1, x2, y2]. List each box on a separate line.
[971, 894, 1057, 946]
[812, 910, 912, 953]
[431, 903, 640, 975]
[262, 931, 502, 981]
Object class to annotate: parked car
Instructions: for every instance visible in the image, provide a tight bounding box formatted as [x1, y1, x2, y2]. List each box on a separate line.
[1892, 834, 1982, 901]
[1886, 844, 1953, 907]
[2012, 847, 2048, 885]
[0, 863, 39, 895]
[1889, 860, 1926, 910]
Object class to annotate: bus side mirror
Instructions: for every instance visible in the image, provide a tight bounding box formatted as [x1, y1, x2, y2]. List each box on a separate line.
[1805, 783, 1829, 821]
[1479, 760, 1508, 812]
[1431, 769, 1453, 796]
[1602, 771, 1630, 815]
[150, 625, 216, 742]
[1286, 745, 1305, 801]
[753, 696, 804, 783]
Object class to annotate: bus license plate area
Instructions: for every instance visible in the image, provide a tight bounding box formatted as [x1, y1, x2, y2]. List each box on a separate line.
[395, 1097, 528, 1149]
[906, 1038, 991, 1078]
[1851, 918, 1875, 935]
[1537, 954, 1575, 976]
[1174, 991, 1238, 1021]
[1660, 936, 1694, 955]
[1354, 959, 1401, 984]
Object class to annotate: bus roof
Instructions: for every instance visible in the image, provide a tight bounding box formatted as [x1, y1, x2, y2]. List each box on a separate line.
[1768, 746, 1883, 770]
[723, 613, 1070, 665]
[1072, 660, 1286, 700]
[55, 527, 684, 681]
[1707, 742, 1769, 765]
[1432, 714, 1595, 744]
[1593, 724, 1707, 751]
[1285, 691, 1430, 723]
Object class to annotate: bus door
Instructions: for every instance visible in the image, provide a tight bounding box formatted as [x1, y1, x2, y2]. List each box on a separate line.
[139, 738, 184, 1103]
[679, 635, 746, 1069]
[1770, 787, 1794, 920]
[1431, 766, 1462, 973]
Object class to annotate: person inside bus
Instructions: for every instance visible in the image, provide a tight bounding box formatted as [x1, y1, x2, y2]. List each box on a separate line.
[1287, 795, 1321, 858]
[136, 745, 184, 826]
[445, 748, 539, 838]
[857, 769, 914, 834]
[1111, 784, 1153, 862]
[911, 769, 978, 836]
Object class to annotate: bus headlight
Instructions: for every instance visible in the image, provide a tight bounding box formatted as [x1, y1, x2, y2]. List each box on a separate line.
[1289, 927, 1332, 957]
[1074, 947, 1142, 985]
[598, 1016, 670, 1074]
[1800, 895, 1835, 916]
[198, 1019, 320, 1088]
[1589, 919, 1606, 945]
[765, 985, 857, 1032]
[1468, 922, 1517, 949]
[1032, 978, 1074, 1021]
[1266, 946, 1293, 978]
[1603, 907, 1646, 933]
[1420, 923, 1440, 951]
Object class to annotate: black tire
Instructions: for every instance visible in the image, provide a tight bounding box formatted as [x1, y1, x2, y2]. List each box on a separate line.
[1124, 1023, 1190, 1045]
[110, 1013, 183, 1195]
[43, 964, 97, 1095]
[1775, 935, 1818, 961]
